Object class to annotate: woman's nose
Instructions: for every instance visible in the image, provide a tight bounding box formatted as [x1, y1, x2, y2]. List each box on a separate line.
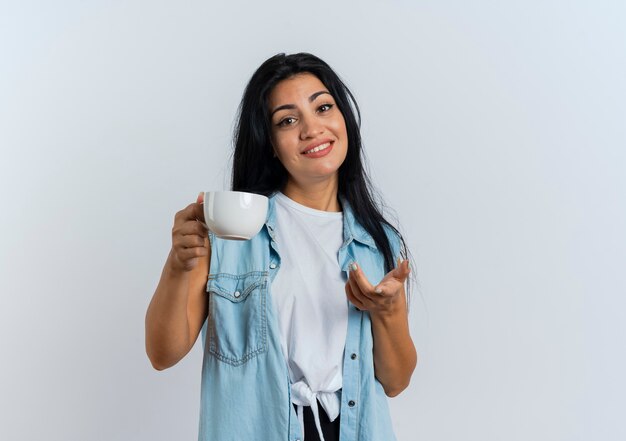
[299, 115, 324, 140]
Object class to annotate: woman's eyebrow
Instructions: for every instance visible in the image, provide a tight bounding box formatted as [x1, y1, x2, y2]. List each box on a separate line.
[270, 90, 332, 117]
[309, 90, 331, 102]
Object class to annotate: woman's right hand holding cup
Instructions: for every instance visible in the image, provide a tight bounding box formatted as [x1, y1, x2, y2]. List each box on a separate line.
[169, 192, 209, 273]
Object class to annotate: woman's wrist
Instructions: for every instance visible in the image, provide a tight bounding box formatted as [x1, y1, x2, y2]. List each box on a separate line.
[371, 301, 406, 326]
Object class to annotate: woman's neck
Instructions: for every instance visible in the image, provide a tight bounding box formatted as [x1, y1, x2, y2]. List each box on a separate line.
[281, 176, 341, 212]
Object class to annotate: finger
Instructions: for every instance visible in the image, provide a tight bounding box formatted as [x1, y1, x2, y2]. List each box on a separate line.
[347, 273, 376, 308]
[372, 279, 400, 297]
[173, 219, 208, 240]
[375, 259, 410, 292]
[371, 279, 406, 300]
[195, 192, 206, 225]
[348, 262, 377, 299]
[178, 234, 206, 249]
[181, 219, 209, 237]
[173, 233, 205, 251]
[389, 258, 411, 282]
[176, 201, 206, 225]
[345, 282, 366, 311]
[177, 246, 209, 261]
[348, 262, 394, 299]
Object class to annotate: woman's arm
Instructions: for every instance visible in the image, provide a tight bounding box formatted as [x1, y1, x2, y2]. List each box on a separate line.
[345, 259, 417, 396]
[145, 194, 210, 370]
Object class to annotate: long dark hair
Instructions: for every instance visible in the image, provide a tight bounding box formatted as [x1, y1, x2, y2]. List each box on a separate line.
[231, 52, 410, 282]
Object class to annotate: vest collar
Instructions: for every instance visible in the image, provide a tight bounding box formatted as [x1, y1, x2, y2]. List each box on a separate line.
[265, 191, 376, 249]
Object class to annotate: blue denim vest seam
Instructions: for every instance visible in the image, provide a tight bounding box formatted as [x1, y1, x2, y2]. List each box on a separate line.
[207, 270, 268, 281]
[260, 278, 267, 356]
[209, 345, 267, 366]
[211, 282, 259, 300]
[355, 343, 362, 441]
[207, 272, 269, 366]
[207, 271, 268, 303]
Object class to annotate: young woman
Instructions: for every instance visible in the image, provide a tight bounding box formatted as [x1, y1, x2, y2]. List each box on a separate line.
[145, 53, 417, 441]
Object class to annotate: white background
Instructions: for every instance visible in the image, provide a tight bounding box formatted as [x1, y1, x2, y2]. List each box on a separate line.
[1, 1, 625, 440]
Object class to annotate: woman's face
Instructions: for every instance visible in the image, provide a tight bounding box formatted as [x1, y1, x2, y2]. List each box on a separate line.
[268, 73, 348, 187]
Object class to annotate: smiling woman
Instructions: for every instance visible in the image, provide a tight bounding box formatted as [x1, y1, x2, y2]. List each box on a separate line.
[269, 73, 349, 196]
[145, 52, 417, 441]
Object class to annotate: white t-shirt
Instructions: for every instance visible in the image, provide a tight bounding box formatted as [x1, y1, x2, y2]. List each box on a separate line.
[271, 192, 348, 440]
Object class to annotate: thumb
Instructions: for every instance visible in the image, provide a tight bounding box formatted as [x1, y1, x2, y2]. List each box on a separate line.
[197, 191, 204, 204]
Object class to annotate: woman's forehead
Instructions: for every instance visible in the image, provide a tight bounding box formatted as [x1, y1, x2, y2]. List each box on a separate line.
[269, 73, 329, 105]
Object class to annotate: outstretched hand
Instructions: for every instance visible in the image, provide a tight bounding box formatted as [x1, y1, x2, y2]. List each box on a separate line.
[345, 258, 410, 316]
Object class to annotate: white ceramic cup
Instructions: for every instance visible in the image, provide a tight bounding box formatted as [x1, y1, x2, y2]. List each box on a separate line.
[201, 191, 268, 240]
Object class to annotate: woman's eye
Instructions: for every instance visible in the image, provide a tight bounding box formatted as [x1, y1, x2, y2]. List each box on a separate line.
[277, 117, 296, 127]
[318, 103, 334, 112]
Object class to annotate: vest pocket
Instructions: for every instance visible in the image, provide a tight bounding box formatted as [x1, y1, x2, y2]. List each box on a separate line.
[206, 271, 268, 366]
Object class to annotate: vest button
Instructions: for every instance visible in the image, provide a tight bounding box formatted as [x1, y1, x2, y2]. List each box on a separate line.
[351, 353, 357, 360]
[348, 400, 356, 407]
[234, 291, 241, 298]
[270, 262, 277, 269]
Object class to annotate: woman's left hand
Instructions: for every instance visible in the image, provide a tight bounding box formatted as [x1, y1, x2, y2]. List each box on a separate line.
[345, 258, 411, 316]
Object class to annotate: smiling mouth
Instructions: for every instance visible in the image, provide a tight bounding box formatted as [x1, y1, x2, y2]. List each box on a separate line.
[302, 141, 333, 155]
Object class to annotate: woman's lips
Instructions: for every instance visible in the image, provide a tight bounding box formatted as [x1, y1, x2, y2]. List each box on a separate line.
[301, 141, 334, 158]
